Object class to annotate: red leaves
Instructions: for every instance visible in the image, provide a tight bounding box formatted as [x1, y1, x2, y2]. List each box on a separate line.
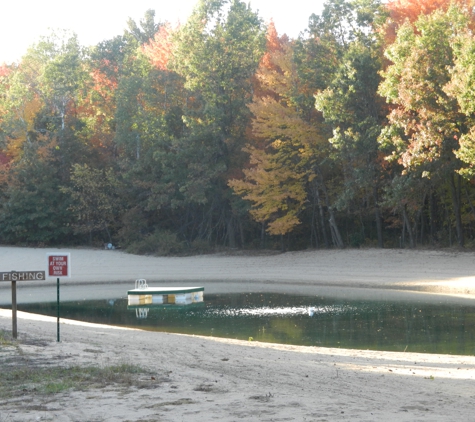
[142, 24, 175, 70]
[260, 20, 284, 70]
[382, 0, 473, 45]
[252, 21, 287, 100]
[91, 67, 118, 97]
[0, 64, 10, 78]
[0, 152, 10, 165]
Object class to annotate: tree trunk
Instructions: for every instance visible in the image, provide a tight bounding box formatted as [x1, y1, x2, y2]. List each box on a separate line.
[429, 188, 435, 245]
[401, 215, 405, 248]
[316, 167, 344, 248]
[449, 173, 464, 247]
[420, 204, 424, 246]
[328, 210, 344, 248]
[260, 222, 266, 249]
[402, 205, 415, 248]
[238, 218, 245, 248]
[464, 184, 475, 222]
[227, 216, 236, 248]
[104, 223, 112, 243]
[322, 184, 343, 249]
[372, 186, 383, 248]
[311, 201, 319, 248]
[314, 183, 330, 248]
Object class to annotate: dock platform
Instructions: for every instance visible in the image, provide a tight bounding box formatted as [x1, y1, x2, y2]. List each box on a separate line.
[127, 286, 204, 306]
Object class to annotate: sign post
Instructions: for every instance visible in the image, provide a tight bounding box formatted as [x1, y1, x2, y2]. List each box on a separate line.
[46, 254, 71, 342]
[0, 271, 46, 339]
[12, 279, 16, 338]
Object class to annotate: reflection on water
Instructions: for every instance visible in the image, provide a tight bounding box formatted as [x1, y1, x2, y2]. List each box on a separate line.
[135, 308, 149, 319]
[13, 293, 475, 355]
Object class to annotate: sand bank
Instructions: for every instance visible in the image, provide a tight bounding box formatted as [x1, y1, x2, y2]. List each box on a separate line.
[1, 247, 475, 421]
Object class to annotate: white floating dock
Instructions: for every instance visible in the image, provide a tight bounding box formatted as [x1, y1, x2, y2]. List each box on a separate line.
[127, 286, 204, 306]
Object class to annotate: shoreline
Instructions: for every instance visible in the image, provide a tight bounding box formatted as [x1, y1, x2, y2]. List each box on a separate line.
[2, 246, 475, 306]
[1, 308, 475, 421]
[1, 246, 475, 421]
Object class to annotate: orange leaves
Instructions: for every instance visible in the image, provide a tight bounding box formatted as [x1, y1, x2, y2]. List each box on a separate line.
[387, 0, 453, 23]
[378, 6, 470, 180]
[230, 34, 323, 236]
[249, 40, 325, 149]
[22, 97, 42, 130]
[85, 65, 118, 130]
[382, 0, 474, 45]
[5, 96, 44, 160]
[0, 64, 10, 78]
[249, 96, 322, 149]
[229, 145, 307, 235]
[253, 21, 288, 100]
[91, 66, 118, 99]
[87, 59, 118, 115]
[34, 134, 58, 162]
[79, 59, 119, 160]
[259, 20, 284, 70]
[142, 24, 175, 70]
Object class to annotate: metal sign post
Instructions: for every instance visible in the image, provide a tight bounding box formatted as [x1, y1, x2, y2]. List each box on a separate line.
[12, 279, 17, 339]
[46, 253, 71, 342]
[57, 278, 60, 342]
[0, 271, 46, 339]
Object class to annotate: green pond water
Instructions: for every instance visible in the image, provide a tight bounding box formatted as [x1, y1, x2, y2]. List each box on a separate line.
[12, 293, 475, 355]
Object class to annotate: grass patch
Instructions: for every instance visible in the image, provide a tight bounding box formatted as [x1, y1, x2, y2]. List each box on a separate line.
[0, 330, 16, 347]
[0, 363, 149, 398]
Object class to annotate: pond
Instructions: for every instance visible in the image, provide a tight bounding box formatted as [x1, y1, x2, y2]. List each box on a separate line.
[11, 292, 475, 355]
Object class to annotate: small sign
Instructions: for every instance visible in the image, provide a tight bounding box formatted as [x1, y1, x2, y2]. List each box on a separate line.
[47, 253, 71, 278]
[0, 271, 45, 282]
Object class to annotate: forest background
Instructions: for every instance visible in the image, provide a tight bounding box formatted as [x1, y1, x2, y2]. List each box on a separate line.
[2, 0, 475, 254]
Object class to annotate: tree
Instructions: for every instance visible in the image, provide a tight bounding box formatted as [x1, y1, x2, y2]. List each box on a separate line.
[445, 22, 475, 179]
[166, 0, 266, 245]
[171, 0, 265, 141]
[230, 26, 344, 247]
[16, 31, 93, 175]
[126, 9, 160, 45]
[142, 23, 175, 71]
[382, 0, 475, 45]
[0, 31, 114, 245]
[230, 143, 307, 236]
[378, 6, 470, 246]
[314, 0, 387, 247]
[0, 137, 73, 244]
[230, 37, 312, 235]
[61, 164, 121, 243]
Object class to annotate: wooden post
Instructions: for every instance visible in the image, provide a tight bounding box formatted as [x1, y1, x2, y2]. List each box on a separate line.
[1, 270, 46, 339]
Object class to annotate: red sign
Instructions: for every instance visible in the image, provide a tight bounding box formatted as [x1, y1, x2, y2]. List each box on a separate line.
[47, 254, 71, 277]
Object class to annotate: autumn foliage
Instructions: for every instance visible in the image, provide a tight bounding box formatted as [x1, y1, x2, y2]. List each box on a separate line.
[383, 0, 475, 44]
[142, 24, 175, 70]
[2, 0, 475, 250]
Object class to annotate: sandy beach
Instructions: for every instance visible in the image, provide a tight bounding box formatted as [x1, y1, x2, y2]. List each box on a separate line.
[1, 246, 475, 421]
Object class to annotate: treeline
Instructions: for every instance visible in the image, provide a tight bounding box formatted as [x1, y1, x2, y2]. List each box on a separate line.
[2, 0, 475, 253]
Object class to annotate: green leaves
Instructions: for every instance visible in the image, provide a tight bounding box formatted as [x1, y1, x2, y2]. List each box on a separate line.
[171, 0, 265, 137]
[378, 6, 467, 174]
[4, 1, 475, 249]
[61, 164, 121, 241]
[0, 141, 72, 244]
